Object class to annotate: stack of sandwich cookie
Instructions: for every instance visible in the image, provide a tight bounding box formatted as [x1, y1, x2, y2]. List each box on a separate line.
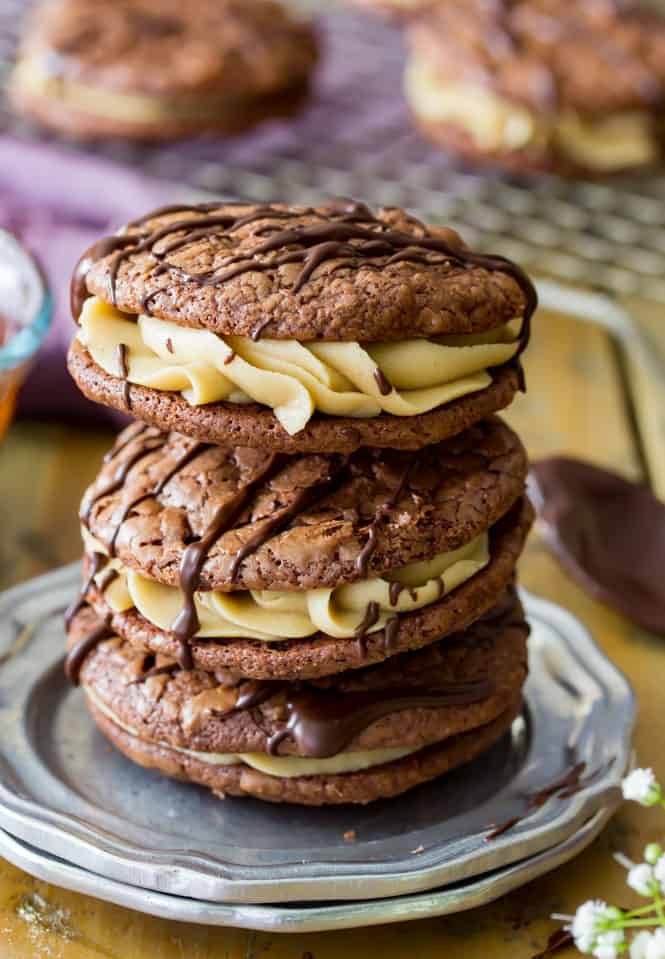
[65, 199, 537, 805]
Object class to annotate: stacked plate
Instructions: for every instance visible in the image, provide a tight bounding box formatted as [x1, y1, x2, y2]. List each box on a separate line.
[0, 564, 634, 932]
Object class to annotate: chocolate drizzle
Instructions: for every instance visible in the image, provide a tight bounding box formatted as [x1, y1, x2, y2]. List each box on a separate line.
[71, 200, 536, 353]
[172, 454, 288, 667]
[389, 581, 403, 607]
[103, 422, 149, 464]
[484, 759, 611, 841]
[81, 431, 166, 529]
[96, 567, 119, 593]
[266, 678, 494, 759]
[64, 551, 106, 630]
[128, 659, 179, 686]
[373, 368, 393, 396]
[64, 616, 113, 686]
[106, 439, 208, 556]
[71, 235, 142, 321]
[529, 928, 575, 959]
[116, 342, 131, 409]
[383, 616, 400, 654]
[356, 453, 418, 576]
[354, 601, 380, 657]
[227, 455, 352, 582]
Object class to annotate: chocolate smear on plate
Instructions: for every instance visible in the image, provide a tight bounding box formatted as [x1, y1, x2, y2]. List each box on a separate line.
[530, 457, 665, 635]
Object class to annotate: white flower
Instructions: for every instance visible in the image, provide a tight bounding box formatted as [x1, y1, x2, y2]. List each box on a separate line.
[593, 929, 624, 959]
[646, 928, 665, 959]
[632, 932, 654, 959]
[646, 844, 663, 866]
[628, 863, 657, 896]
[569, 900, 621, 954]
[654, 855, 665, 890]
[622, 769, 662, 807]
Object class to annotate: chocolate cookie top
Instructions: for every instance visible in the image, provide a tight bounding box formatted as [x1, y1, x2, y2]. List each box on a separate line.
[74, 200, 536, 341]
[72, 589, 528, 757]
[408, 0, 665, 114]
[20, 0, 318, 99]
[81, 416, 527, 593]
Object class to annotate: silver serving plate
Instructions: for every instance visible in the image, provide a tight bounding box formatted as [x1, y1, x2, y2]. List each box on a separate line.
[0, 565, 634, 904]
[0, 808, 614, 932]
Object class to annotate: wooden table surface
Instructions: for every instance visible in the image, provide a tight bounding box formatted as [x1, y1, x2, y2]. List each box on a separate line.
[0, 297, 663, 958]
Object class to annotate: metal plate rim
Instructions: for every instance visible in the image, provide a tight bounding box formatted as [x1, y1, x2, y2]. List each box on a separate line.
[0, 805, 617, 933]
[0, 564, 635, 903]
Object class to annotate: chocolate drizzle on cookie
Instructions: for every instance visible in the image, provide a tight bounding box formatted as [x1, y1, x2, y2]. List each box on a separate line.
[64, 551, 107, 630]
[172, 453, 289, 667]
[71, 201, 536, 360]
[266, 678, 494, 759]
[106, 438, 209, 556]
[356, 452, 419, 576]
[227, 455, 352, 582]
[80, 430, 167, 529]
[116, 342, 131, 409]
[71, 235, 141, 321]
[172, 452, 360, 667]
[373, 368, 393, 396]
[96, 567, 119, 593]
[65, 615, 114, 686]
[354, 601, 380, 657]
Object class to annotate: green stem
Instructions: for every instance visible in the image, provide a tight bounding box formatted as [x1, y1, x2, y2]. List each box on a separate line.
[615, 918, 665, 929]
[654, 889, 665, 923]
[624, 903, 661, 919]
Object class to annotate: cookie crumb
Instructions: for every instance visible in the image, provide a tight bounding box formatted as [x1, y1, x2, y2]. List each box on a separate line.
[166, 338, 174, 354]
[343, 830, 356, 842]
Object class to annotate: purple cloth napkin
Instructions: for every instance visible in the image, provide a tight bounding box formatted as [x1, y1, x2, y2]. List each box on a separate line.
[0, 137, 189, 425]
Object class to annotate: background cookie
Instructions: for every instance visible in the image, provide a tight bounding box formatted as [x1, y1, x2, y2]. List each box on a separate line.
[405, 0, 665, 176]
[10, 0, 318, 141]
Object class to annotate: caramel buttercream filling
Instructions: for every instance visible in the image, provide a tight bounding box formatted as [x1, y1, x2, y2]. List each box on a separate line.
[77, 296, 521, 435]
[83, 527, 490, 642]
[84, 684, 421, 777]
[12, 56, 281, 124]
[405, 59, 658, 170]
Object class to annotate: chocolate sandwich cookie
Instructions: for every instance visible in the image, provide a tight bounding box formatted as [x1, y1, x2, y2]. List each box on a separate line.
[69, 590, 528, 804]
[405, 0, 665, 177]
[73, 417, 530, 675]
[84, 499, 531, 679]
[67, 200, 536, 452]
[10, 0, 317, 142]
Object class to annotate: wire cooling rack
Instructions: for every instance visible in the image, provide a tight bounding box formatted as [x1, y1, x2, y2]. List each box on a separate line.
[2, 0, 665, 301]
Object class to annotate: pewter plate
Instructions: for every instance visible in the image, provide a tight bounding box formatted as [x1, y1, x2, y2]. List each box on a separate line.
[0, 565, 634, 904]
[0, 808, 614, 932]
